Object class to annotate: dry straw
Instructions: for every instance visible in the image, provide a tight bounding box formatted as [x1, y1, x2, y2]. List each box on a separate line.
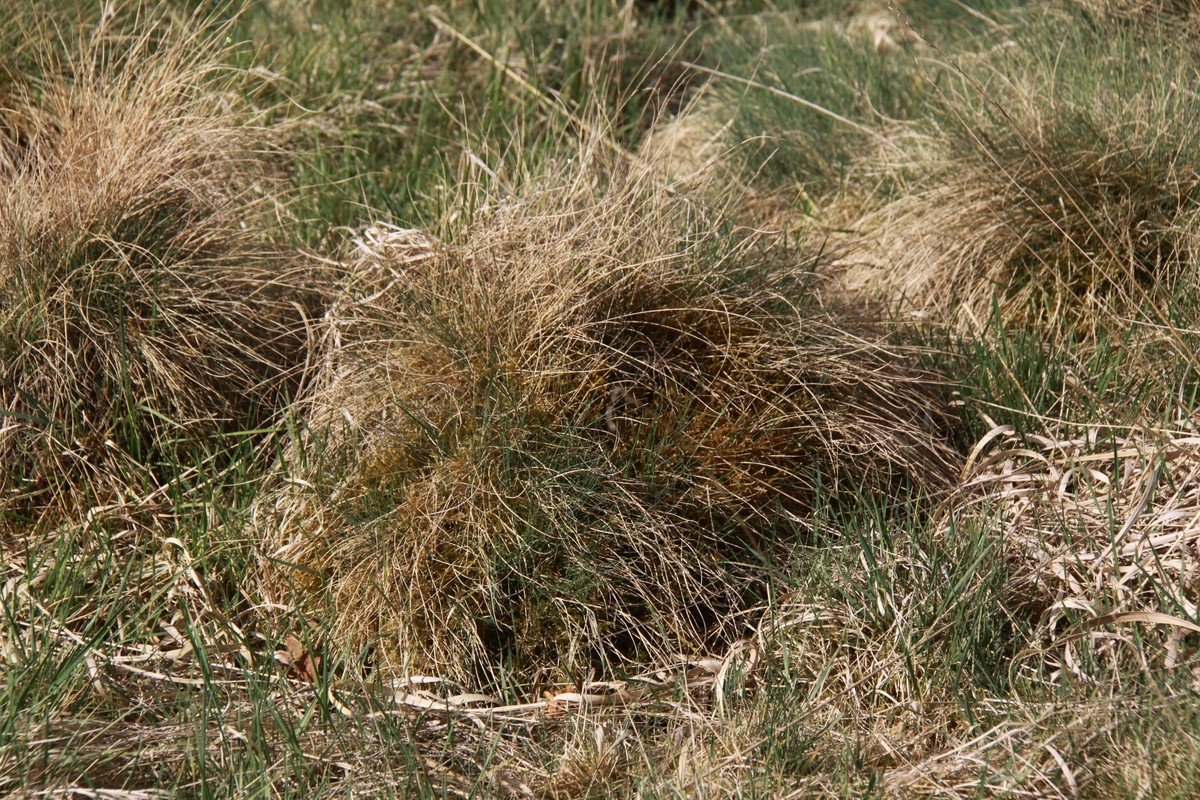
[953, 423, 1200, 683]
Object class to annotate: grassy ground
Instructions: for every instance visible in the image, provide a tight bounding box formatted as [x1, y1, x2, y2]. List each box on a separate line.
[4, 0, 1200, 797]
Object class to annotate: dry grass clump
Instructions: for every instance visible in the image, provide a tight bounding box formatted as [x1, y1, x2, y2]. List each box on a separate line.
[833, 10, 1200, 330]
[953, 423, 1200, 684]
[255, 156, 958, 684]
[1071, 0, 1200, 23]
[0, 17, 321, 520]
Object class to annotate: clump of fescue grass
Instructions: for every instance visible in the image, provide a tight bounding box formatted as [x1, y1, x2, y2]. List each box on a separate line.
[834, 6, 1200, 332]
[255, 148, 959, 685]
[0, 12, 324, 522]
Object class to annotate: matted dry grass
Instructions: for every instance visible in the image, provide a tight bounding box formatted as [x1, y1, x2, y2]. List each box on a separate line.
[953, 422, 1200, 684]
[253, 153, 959, 685]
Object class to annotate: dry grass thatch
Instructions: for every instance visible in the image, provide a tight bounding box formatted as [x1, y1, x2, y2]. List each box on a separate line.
[0, 16, 322, 521]
[953, 422, 1200, 685]
[254, 156, 959, 685]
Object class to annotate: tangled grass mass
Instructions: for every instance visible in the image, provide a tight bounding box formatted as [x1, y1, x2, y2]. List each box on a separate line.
[5, 1, 1200, 797]
[257, 164, 956, 684]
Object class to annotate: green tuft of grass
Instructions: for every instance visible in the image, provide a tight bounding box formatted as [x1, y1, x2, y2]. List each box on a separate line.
[701, 0, 1025, 200]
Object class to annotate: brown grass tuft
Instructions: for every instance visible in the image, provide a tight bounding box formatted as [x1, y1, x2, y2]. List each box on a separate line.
[834, 139, 1200, 329]
[0, 15, 323, 521]
[254, 152, 959, 685]
[829, 13, 1200, 332]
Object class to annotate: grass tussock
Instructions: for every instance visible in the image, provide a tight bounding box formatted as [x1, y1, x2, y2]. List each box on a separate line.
[0, 16, 322, 522]
[834, 8, 1200, 330]
[10, 1, 1200, 796]
[256, 153, 958, 684]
